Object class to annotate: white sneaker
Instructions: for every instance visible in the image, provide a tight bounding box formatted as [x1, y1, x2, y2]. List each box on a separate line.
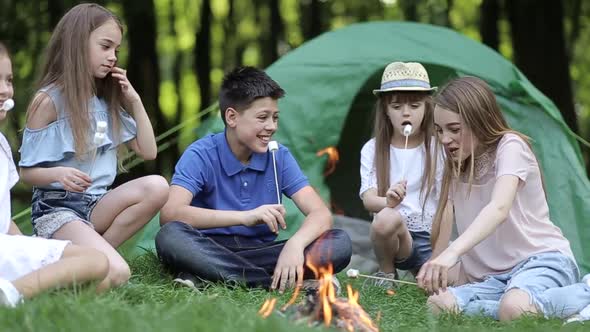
[0, 279, 22, 308]
[565, 304, 590, 324]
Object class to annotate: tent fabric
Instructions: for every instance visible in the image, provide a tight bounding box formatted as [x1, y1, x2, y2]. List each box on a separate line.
[130, 22, 590, 273]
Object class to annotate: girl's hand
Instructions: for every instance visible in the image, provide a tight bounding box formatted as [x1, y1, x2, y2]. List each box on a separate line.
[56, 167, 92, 192]
[110, 67, 141, 107]
[417, 249, 459, 295]
[385, 180, 407, 207]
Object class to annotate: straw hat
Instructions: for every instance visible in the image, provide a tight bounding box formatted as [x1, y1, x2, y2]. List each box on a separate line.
[372, 61, 436, 95]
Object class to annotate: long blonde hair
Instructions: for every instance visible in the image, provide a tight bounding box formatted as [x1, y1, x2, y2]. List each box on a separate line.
[430, 76, 534, 245]
[28, 3, 124, 157]
[373, 91, 437, 205]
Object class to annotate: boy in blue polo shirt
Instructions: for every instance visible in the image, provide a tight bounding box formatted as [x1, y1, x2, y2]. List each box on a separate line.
[155, 67, 352, 292]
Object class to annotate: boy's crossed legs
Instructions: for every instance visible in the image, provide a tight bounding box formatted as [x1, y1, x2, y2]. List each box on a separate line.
[155, 221, 352, 289]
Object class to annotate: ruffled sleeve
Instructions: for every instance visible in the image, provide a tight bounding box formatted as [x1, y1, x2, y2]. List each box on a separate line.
[19, 119, 77, 167]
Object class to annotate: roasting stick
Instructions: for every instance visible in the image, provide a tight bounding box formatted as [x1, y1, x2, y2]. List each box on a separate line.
[346, 268, 418, 286]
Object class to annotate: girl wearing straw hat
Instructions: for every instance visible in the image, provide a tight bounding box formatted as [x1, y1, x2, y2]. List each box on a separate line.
[359, 62, 445, 288]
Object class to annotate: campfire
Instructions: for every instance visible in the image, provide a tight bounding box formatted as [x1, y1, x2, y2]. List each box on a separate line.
[258, 262, 379, 332]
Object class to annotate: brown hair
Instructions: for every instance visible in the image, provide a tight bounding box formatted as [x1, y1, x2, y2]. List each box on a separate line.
[28, 3, 124, 157]
[372, 91, 437, 207]
[0, 42, 9, 57]
[430, 76, 534, 245]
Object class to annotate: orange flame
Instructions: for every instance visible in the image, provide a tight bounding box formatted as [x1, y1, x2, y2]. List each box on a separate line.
[306, 257, 339, 326]
[281, 285, 300, 311]
[259, 253, 379, 332]
[316, 146, 340, 176]
[258, 298, 277, 318]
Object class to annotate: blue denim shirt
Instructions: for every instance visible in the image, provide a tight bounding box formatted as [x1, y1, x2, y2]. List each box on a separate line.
[18, 86, 137, 195]
[171, 131, 308, 241]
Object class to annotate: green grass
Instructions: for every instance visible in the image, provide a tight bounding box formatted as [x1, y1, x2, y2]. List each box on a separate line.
[1, 253, 588, 332]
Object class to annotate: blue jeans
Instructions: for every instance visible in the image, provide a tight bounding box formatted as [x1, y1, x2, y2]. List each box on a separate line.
[155, 221, 353, 288]
[449, 251, 588, 319]
[395, 231, 431, 271]
[31, 189, 104, 238]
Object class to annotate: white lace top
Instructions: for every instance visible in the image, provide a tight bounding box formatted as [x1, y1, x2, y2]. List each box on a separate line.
[359, 138, 444, 232]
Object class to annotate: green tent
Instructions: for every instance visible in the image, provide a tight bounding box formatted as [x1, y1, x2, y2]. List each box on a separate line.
[128, 21, 590, 274]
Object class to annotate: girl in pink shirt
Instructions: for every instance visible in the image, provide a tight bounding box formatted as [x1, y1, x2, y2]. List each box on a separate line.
[418, 76, 590, 321]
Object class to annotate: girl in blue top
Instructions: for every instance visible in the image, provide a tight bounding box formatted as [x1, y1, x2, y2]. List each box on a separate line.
[0, 41, 108, 307]
[18, 3, 168, 289]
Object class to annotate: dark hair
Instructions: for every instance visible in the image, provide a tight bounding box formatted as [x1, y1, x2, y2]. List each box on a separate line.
[219, 66, 285, 125]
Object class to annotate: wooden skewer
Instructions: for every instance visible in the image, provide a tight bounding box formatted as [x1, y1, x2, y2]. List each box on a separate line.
[348, 268, 418, 286]
[357, 272, 418, 286]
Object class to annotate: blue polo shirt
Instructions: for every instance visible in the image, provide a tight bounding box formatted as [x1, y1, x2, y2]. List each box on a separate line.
[171, 131, 309, 242]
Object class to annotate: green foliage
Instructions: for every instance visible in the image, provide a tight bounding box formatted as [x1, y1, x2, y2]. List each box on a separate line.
[4, 0, 590, 223]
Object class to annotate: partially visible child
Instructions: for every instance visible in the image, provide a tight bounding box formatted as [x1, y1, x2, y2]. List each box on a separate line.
[419, 76, 590, 321]
[0, 41, 108, 307]
[18, 4, 168, 289]
[155, 66, 352, 292]
[359, 62, 445, 288]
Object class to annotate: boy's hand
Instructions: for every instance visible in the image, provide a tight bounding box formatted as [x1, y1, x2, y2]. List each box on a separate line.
[56, 167, 92, 192]
[243, 204, 286, 233]
[271, 240, 304, 293]
[386, 180, 407, 207]
[110, 67, 142, 107]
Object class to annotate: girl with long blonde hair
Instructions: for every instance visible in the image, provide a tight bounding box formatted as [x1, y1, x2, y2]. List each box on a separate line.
[0, 41, 108, 307]
[419, 76, 590, 321]
[18, 3, 168, 290]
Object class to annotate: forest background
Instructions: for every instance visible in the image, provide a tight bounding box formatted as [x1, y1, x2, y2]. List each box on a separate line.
[1, 0, 588, 216]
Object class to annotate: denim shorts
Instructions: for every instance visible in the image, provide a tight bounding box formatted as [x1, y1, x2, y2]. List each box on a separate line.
[449, 251, 579, 319]
[31, 189, 105, 238]
[395, 230, 432, 271]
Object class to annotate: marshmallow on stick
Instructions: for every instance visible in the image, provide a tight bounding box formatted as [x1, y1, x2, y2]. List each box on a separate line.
[268, 141, 281, 205]
[403, 124, 412, 137]
[88, 121, 108, 179]
[0, 98, 14, 112]
[399, 124, 412, 180]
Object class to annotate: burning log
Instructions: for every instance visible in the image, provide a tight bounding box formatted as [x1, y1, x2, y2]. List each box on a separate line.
[259, 260, 379, 331]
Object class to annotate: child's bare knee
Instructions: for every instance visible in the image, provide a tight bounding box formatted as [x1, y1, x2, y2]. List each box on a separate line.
[107, 262, 131, 287]
[141, 175, 169, 203]
[371, 209, 403, 236]
[87, 249, 109, 280]
[427, 291, 458, 315]
[498, 289, 537, 321]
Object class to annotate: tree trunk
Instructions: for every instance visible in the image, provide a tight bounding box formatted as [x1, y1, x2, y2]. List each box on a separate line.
[121, 0, 163, 174]
[399, 0, 418, 21]
[195, 0, 212, 110]
[300, 0, 324, 40]
[259, 0, 282, 67]
[506, 0, 577, 132]
[480, 0, 500, 51]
